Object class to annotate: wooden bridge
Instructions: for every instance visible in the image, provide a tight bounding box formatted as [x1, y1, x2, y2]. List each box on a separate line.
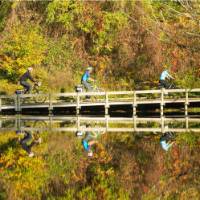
[0, 88, 200, 116]
[0, 115, 199, 133]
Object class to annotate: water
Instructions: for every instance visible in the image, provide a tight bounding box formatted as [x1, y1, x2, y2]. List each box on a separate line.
[1, 115, 200, 133]
[0, 115, 200, 199]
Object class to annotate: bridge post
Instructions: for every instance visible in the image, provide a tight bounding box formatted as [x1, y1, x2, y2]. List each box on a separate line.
[161, 116, 165, 133]
[0, 98, 2, 113]
[105, 92, 109, 116]
[15, 94, 21, 113]
[133, 91, 137, 117]
[48, 114, 53, 132]
[76, 93, 80, 115]
[15, 114, 21, 131]
[77, 116, 80, 130]
[185, 116, 189, 130]
[160, 88, 165, 117]
[185, 89, 189, 117]
[48, 93, 53, 114]
[105, 115, 109, 132]
[133, 91, 137, 131]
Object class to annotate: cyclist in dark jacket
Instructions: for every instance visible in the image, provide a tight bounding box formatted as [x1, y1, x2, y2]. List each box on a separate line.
[20, 67, 36, 93]
[17, 130, 42, 157]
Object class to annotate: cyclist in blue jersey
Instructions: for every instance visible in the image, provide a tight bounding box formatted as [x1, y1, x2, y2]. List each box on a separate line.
[82, 124, 98, 157]
[159, 68, 174, 88]
[160, 131, 175, 151]
[81, 66, 94, 92]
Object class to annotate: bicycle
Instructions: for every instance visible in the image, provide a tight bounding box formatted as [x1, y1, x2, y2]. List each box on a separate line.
[75, 81, 103, 101]
[15, 82, 47, 103]
[158, 81, 178, 89]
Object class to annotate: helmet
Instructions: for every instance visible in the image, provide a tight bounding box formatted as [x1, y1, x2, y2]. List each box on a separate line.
[88, 150, 93, 157]
[28, 67, 33, 72]
[76, 131, 83, 137]
[86, 66, 93, 71]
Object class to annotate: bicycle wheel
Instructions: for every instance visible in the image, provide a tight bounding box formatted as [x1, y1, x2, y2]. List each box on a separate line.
[33, 120, 47, 132]
[33, 91, 47, 103]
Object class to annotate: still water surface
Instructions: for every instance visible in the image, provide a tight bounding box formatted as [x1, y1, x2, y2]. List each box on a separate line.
[0, 115, 199, 199]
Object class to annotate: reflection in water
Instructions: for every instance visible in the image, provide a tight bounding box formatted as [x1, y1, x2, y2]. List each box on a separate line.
[0, 115, 200, 199]
[0, 115, 200, 133]
[79, 124, 104, 157]
[160, 131, 176, 151]
[16, 130, 42, 157]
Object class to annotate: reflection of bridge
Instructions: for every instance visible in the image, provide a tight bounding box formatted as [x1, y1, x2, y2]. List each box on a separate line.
[0, 88, 200, 116]
[0, 115, 199, 133]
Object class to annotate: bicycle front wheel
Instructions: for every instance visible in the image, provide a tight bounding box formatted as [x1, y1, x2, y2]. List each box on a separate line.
[33, 91, 47, 103]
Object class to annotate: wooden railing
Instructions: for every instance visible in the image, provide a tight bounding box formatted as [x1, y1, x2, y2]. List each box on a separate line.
[0, 115, 199, 133]
[0, 88, 199, 115]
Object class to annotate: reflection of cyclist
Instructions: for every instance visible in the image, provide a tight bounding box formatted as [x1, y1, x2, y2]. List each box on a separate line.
[160, 131, 175, 151]
[159, 67, 174, 89]
[20, 67, 36, 93]
[81, 66, 94, 92]
[17, 130, 41, 157]
[82, 124, 98, 157]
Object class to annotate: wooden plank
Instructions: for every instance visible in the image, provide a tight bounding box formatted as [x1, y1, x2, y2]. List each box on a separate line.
[20, 127, 200, 133]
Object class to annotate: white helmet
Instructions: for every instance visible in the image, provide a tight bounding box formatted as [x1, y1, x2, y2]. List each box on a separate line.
[88, 150, 93, 157]
[86, 66, 93, 71]
[28, 67, 33, 72]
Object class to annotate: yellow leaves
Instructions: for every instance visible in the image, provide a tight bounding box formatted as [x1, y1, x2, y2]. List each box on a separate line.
[0, 24, 47, 83]
[180, 188, 200, 200]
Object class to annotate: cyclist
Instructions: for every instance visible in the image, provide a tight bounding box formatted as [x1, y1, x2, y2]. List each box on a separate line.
[17, 130, 42, 157]
[82, 124, 98, 157]
[20, 67, 36, 93]
[160, 131, 175, 151]
[159, 67, 174, 89]
[81, 66, 94, 92]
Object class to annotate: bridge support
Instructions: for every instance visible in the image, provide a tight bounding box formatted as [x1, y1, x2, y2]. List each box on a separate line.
[133, 105, 137, 117]
[161, 116, 165, 133]
[76, 107, 80, 115]
[0, 98, 2, 113]
[15, 114, 21, 131]
[105, 92, 109, 116]
[76, 93, 80, 115]
[132, 91, 137, 117]
[48, 94, 53, 115]
[160, 88, 165, 117]
[15, 94, 21, 113]
[185, 89, 189, 117]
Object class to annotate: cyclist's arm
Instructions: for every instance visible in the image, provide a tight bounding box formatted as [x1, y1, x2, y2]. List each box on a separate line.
[88, 77, 94, 82]
[28, 72, 36, 83]
[166, 73, 174, 79]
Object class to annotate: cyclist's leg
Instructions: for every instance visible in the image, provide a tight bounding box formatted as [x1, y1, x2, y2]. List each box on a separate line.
[83, 81, 92, 91]
[21, 143, 31, 154]
[82, 81, 92, 99]
[163, 80, 169, 89]
[20, 133, 32, 154]
[20, 81, 31, 93]
[159, 80, 165, 88]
